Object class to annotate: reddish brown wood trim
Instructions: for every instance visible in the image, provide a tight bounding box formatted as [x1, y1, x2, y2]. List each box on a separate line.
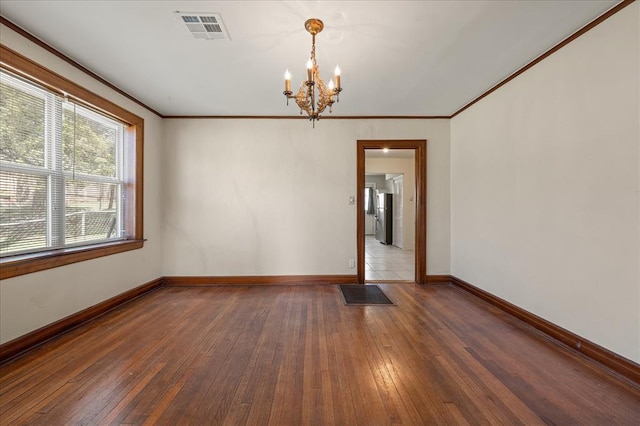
[356, 143, 366, 284]
[134, 120, 144, 240]
[0, 17, 162, 117]
[327, 116, 449, 120]
[426, 275, 452, 284]
[0, 277, 163, 364]
[415, 141, 427, 284]
[162, 115, 450, 119]
[451, 0, 636, 118]
[163, 275, 358, 286]
[0, 240, 145, 280]
[164, 115, 308, 119]
[357, 140, 427, 284]
[0, 45, 143, 126]
[450, 275, 640, 384]
[357, 140, 430, 150]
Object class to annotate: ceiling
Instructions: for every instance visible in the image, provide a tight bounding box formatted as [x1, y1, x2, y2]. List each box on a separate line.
[0, 1, 620, 117]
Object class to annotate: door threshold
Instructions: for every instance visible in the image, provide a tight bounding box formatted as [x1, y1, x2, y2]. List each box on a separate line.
[365, 280, 416, 284]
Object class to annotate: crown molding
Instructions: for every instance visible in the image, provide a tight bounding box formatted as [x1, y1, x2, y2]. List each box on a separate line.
[162, 115, 450, 119]
[450, 0, 636, 118]
[0, 16, 162, 117]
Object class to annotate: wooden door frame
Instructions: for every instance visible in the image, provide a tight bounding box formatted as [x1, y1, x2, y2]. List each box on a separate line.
[356, 139, 427, 284]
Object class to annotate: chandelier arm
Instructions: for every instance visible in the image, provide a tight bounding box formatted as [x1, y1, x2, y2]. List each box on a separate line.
[293, 82, 312, 115]
[315, 73, 336, 115]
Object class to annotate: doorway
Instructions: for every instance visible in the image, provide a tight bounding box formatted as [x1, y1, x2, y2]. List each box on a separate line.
[356, 140, 427, 284]
[365, 169, 413, 280]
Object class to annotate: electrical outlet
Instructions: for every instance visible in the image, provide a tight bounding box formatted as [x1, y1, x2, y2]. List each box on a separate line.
[348, 259, 355, 268]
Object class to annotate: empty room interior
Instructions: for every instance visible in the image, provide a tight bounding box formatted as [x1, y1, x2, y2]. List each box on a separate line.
[0, 0, 639, 424]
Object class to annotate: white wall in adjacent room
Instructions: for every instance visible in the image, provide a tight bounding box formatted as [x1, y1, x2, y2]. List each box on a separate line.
[0, 25, 164, 344]
[450, 3, 639, 362]
[366, 157, 416, 251]
[161, 119, 450, 276]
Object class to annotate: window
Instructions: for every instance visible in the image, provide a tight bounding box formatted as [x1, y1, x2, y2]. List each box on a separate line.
[0, 46, 143, 279]
[364, 187, 370, 212]
[1, 71, 126, 255]
[364, 183, 376, 214]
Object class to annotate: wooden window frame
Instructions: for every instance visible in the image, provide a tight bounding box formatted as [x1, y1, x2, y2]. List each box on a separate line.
[0, 45, 144, 279]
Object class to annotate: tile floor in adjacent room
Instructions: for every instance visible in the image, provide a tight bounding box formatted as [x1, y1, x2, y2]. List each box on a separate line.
[365, 235, 415, 281]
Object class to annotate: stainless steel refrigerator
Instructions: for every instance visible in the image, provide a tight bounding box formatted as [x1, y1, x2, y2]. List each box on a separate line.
[375, 193, 393, 245]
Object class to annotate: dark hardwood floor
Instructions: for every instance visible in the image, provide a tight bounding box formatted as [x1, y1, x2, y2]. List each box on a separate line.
[1, 284, 639, 425]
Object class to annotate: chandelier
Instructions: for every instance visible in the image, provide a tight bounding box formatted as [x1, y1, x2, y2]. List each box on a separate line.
[283, 18, 342, 127]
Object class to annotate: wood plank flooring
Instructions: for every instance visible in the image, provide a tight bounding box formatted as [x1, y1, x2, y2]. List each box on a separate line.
[1, 284, 639, 425]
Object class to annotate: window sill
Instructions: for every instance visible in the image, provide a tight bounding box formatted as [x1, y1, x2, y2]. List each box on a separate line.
[0, 239, 145, 280]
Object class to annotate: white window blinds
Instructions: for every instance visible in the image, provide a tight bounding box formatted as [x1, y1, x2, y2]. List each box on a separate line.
[0, 69, 127, 257]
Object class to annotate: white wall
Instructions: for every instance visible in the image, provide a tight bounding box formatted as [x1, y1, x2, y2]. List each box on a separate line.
[162, 119, 450, 276]
[450, 3, 640, 362]
[366, 158, 416, 250]
[364, 174, 388, 192]
[0, 25, 164, 344]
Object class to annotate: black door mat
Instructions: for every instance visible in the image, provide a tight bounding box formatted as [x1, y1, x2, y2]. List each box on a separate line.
[339, 285, 394, 305]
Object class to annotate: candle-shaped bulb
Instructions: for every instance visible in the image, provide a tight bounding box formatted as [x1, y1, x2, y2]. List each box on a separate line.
[334, 66, 341, 76]
[328, 79, 334, 91]
[334, 65, 341, 89]
[284, 69, 291, 92]
[306, 59, 313, 82]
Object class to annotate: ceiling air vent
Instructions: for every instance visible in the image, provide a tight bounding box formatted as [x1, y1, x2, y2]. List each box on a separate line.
[174, 12, 230, 40]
